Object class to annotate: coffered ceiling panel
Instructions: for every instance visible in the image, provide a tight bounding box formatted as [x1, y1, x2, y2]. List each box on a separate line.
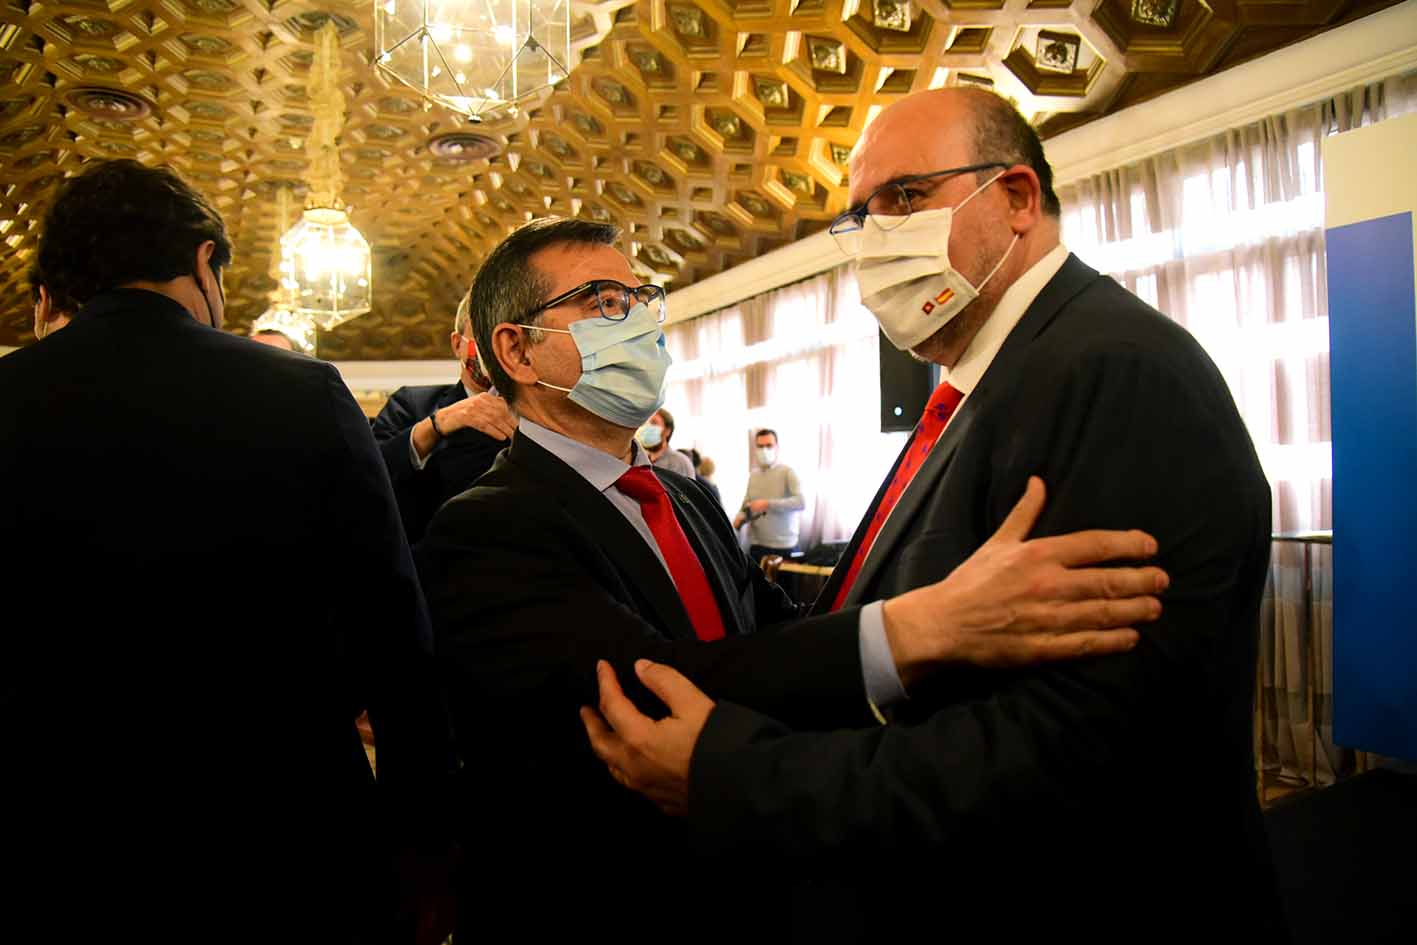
[0, 0, 1400, 356]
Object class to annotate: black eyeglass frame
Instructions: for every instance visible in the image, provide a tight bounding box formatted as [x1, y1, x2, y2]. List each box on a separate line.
[519, 279, 667, 325]
[828, 161, 1011, 236]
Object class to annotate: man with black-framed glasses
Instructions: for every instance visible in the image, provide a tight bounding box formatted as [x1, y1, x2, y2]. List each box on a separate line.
[415, 216, 1172, 940]
[583, 87, 1283, 941]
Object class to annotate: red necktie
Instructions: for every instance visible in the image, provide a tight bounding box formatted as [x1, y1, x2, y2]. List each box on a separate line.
[615, 466, 727, 641]
[832, 381, 965, 611]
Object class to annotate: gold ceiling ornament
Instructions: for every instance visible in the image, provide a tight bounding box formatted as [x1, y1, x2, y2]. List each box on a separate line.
[252, 186, 318, 352]
[374, 0, 573, 122]
[280, 21, 372, 331]
[0, 0, 1401, 354]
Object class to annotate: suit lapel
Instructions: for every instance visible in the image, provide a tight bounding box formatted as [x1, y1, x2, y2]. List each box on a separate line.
[659, 474, 749, 638]
[508, 434, 698, 641]
[828, 254, 1104, 608]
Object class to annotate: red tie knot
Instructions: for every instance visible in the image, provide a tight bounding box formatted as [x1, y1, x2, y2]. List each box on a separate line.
[615, 465, 664, 504]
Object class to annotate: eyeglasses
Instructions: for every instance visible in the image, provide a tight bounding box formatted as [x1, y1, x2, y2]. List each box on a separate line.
[521, 279, 667, 325]
[828, 162, 1009, 254]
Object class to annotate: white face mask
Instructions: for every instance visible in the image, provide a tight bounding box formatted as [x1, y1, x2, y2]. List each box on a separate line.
[755, 446, 775, 466]
[856, 170, 1017, 352]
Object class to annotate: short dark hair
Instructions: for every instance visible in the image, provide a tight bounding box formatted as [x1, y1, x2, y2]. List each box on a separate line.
[684, 447, 702, 468]
[961, 89, 1061, 218]
[27, 263, 80, 314]
[654, 407, 675, 439]
[468, 217, 619, 403]
[36, 159, 232, 313]
[755, 428, 778, 444]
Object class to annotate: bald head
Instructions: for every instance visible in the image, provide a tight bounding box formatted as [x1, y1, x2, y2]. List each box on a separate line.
[851, 88, 1059, 217]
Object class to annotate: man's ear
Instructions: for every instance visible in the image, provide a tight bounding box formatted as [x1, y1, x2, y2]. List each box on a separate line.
[1000, 165, 1043, 236]
[449, 329, 463, 359]
[492, 323, 537, 388]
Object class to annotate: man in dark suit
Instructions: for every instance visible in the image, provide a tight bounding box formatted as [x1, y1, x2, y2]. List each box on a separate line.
[584, 88, 1282, 941]
[370, 291, 517, 543]
[415, 217, 1168, 940]
[1, 160, 450, 942]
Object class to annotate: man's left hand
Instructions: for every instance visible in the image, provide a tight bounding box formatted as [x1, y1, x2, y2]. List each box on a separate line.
[748, 499, 771, 514]
[579, 659, 713, 816]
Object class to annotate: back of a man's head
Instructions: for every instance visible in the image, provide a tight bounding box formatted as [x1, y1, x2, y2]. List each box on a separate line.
[468, 216, 619, 404]
[37, 159, 232, 313]
[955, 88, 1061, 218]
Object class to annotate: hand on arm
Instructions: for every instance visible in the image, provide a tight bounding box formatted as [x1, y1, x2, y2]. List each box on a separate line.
[882, 476, 1165, 689]
[580, 659, 711, 816]
[583, 474, 1166, 809]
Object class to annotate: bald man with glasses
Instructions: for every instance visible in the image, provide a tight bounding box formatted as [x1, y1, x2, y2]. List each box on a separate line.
[414, 217, 1170, 941]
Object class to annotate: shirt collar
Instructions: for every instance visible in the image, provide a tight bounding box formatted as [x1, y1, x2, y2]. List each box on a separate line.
[941, 243, 1069, 395]
[518, 417, 650, 494]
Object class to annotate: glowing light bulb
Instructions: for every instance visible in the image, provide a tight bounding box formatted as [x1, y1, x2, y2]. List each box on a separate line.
[455, 71, 466, 85]
[431, 65, 442, 78]
[431, 24, 453, 43]
[494, 25, 515, 46]
[383, 1, 396, 14]
[454, 44, 471, 63]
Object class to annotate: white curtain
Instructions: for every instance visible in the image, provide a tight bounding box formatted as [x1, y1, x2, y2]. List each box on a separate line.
[663, 267, 906, 549]
[1058, 70, 1417, 788]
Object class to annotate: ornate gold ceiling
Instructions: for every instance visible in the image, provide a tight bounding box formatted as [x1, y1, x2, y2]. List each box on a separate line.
[0, 0, 1400, 357]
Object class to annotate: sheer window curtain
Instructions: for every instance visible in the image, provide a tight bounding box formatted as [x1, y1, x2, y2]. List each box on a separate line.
[664, 267, 906, 550]
[1058, 70, 1417, 788]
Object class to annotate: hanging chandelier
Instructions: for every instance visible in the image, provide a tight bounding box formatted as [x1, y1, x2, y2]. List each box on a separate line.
[281, 21, 372, 330]
[253, 187, 318, 352]
[373, 0, 573, 121]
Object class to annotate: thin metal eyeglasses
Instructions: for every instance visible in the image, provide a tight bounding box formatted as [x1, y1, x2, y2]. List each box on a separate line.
[827, 162, 1009, 252]
[520, 279, 667, 325]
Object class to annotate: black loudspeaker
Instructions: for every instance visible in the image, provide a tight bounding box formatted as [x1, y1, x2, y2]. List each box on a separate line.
[878, 329, 939, 432]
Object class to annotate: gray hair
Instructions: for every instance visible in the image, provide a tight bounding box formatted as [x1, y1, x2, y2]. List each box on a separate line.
[468, 217, 620, 403]
[453, 289, 472, 336]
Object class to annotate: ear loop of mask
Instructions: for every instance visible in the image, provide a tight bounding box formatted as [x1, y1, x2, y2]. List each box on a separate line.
[519, 324, 577, 393]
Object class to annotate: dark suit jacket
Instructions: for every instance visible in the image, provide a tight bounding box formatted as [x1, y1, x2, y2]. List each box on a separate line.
[415, 431, 874, 940]
[686, 256, 1284, 941]
[0, 290, 449, 943]
[370, 382, 507, 543]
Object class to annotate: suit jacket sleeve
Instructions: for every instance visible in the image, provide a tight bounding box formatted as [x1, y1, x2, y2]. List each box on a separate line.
[687, 337, 1269, 855]
[320, 370, 452, 819]
[419, 490, 872, 733]
[370, 388, 424, 486]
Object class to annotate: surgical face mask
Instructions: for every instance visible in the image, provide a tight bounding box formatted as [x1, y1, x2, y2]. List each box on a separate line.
[856, 170, 1017, 351]
[637, 423, 664, 450]
[755, 446, 776, 466]
[531, 301, 672, 429]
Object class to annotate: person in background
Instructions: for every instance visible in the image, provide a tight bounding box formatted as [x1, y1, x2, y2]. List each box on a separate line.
[371, 290, 518, 543]
[28, 264, 74, 340]
[733, 427, 805, 563]
[249, 326, 296, 350]
[637, 406, 696, 477]
[2, 158, 451, 943]
[684, 447, 722, 506]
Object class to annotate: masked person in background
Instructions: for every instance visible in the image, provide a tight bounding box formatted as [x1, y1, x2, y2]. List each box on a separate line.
[414, 217, 1174, 940]
[734, 427, 805, 563]
[371, 290, 517, 543]
[636, 405, 696, 477]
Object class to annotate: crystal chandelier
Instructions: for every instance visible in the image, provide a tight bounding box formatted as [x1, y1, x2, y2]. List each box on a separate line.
[374, 0, 573, 121]
[254, 187, 318, 352]
[282, 21, 372, 329]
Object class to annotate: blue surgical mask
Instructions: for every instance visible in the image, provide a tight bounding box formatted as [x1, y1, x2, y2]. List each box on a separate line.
[531, 302, 672, 429]
[637, 423, 663, 449]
